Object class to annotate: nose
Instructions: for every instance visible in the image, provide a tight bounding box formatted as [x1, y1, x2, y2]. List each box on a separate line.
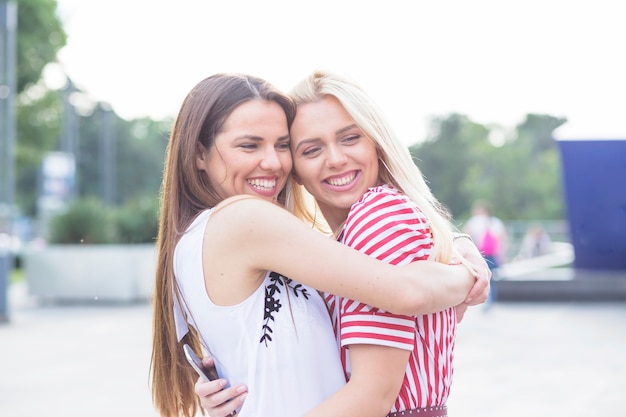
[326, 144, 348, 168]
[259, 147, 282, 171]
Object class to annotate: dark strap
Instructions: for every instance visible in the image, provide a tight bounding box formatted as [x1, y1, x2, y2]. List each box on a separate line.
[387, 405, 447, 417]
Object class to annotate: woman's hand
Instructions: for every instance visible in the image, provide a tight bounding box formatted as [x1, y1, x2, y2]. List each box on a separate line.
[194, 357, 247, 417]
[455, 303, 469, 323]
[453, 234, 491, 305]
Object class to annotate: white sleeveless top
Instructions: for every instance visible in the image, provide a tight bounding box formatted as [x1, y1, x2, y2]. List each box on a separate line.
[173, 209, 346, 417]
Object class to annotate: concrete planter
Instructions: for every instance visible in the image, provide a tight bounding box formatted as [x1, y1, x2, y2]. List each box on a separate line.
[24, 244, 156, 302]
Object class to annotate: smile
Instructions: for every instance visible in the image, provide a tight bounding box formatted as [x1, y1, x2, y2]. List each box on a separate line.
[325, 171, 357, 186]
[247, 178, 277, 191]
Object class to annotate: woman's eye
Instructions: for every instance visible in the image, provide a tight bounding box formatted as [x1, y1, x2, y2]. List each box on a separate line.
[276, 142, 290, 151]
[302, 146, 321, 157]
[342, 134, 360, 144]
[240, 143, 257, 150]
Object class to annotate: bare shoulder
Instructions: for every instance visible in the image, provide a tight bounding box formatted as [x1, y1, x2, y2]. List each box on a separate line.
[201, 196, 285, 303]
[212, 195, 288, 220]
[207, 196, 295, 237]
[213, 194, 275, 212]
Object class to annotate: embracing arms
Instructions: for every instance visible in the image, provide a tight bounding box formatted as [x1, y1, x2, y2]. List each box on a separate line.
[207, 197, 488, 315]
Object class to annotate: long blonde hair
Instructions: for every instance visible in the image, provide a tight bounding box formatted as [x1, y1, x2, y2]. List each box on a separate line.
[289, 70, 462, 263]
[151, 73, 295, 417]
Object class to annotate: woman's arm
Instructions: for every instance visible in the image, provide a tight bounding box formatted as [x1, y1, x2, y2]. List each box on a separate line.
[453, 233, 491, 305]
[195, 347, 409, 417]
[303, 190, 444, 417]
[210, 197, 480, 315]
[304, 344, 409, 417]
[451, 233, 492, 321]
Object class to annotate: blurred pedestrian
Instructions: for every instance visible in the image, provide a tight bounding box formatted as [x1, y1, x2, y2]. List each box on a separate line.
[516, 225, 551, 260]
[463, 200, 506, 308]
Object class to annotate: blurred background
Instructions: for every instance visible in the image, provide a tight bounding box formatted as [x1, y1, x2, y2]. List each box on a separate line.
[1, 0, 624, 303]
[0, 0, 625, 415]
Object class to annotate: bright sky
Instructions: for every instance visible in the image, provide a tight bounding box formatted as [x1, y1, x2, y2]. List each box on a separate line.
[50, 0, 626, 146]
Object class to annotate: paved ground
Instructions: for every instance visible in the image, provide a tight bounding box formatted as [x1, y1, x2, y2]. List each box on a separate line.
[448, 302, 626, 417]
[1, 283, 625, 417]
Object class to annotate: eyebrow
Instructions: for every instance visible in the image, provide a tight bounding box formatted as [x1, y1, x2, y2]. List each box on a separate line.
[233, 134, 290, 142]
[336, 124, 359, 135]
[293, 124, 359, 152]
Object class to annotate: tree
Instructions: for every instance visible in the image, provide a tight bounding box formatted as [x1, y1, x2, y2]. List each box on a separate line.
[516, 114, 566, 156]
[11, 1, 169, 236]
[113, 117, 170, 205]
[15, 87, 63, 214]
[13, 0, 67, 215]
[409, 113, 489, 218]
[75, 108, 170, 205]
[16, 0, 66, 94]
[410, 113, 567, 223]
[499, 114, 567, 219]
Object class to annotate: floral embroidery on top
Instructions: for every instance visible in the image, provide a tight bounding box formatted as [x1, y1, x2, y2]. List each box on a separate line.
[260, 272, 311, 346]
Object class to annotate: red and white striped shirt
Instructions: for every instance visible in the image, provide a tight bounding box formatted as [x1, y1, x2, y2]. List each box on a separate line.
[325, 185, 457, 411]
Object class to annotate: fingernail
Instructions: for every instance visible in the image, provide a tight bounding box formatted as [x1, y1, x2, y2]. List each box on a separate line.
[236, 385, 247, 393]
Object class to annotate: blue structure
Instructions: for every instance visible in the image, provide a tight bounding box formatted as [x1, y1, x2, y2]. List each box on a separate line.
[558, 139, 626, 270]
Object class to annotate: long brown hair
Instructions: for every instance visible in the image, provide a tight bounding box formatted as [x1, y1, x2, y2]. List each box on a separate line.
[150, 73, 295, 417]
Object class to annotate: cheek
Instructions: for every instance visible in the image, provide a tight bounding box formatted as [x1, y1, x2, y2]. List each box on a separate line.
[292, 160, 315, 186]
[280, 152, 293, 172]
[367, 150, 380, 172]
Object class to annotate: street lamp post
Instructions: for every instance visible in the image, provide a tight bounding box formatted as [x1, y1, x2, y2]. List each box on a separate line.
[99, 104, 116, 206]
[0, 1, 17, 323]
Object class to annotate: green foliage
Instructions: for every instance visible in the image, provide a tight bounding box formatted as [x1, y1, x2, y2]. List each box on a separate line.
[75, 110, 170, 204]
[49, 198, 117, 244]
[16, 0, 67, 93]
[11, 0, 168, 240]
[16, 88, 63, 215]
[48, 197, 160, 244]
[15, 90, 169, 217]
[13, 0, 67, 216]
[104, 117, 169, 204]
[113, 196, 159, 244]
[10, 268, 24, 284]
[9, 0, 571, 240]
[411, 113, 567, 222]
[412, 114, 490, 217]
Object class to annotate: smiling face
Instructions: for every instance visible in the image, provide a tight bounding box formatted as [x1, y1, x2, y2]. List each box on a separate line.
[196, 99, 292, 202]
[290, 96, 380, 230]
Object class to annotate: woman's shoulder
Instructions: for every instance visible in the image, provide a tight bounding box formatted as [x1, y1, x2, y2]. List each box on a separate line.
[355, 184, 409, 208]
[214, 194, 272, 210]
[350, 184, 427, 224]
[212, 195, 286, 218]
[208, 196, 295, 237]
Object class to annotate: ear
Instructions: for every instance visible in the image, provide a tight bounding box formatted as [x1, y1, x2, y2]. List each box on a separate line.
[195, 143, 207, 171]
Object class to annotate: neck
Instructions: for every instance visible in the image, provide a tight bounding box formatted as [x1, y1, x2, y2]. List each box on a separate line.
[317, 206, 348, 235]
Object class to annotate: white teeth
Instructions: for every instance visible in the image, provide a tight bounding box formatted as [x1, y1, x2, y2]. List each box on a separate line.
[327, 173, 356, 186]
[248, 179, 276, 191]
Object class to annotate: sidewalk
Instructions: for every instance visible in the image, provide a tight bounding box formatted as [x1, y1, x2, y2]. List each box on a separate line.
[448, 302, 626, 416]
[2, 282, 626, 417]
[0, 283, 159, 417]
